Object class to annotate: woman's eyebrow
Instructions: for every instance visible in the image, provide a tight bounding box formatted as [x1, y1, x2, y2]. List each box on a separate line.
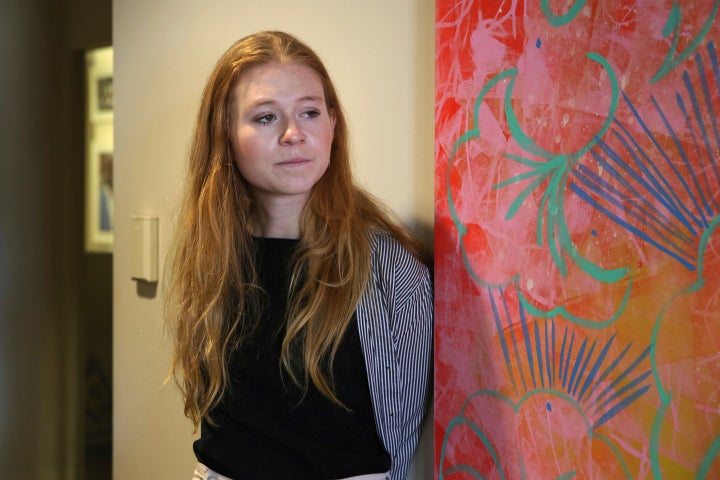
[244, 99, 276, 110]
[245, 94, 324, 111]
[297, 94, 324, 103]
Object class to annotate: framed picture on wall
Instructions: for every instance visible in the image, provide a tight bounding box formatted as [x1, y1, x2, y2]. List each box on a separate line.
[87, 47, 114, 124]
[85, 47, 114, 253]
[85, 131, 113, 252]
[97, 76, 113, 110]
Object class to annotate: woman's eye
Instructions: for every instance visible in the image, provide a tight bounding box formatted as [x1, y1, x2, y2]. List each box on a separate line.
[255, 114, 276, 125]
[302, 110, 320, 119]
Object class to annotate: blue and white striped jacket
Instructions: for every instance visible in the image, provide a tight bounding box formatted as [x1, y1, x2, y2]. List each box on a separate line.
[356, 232, 434, 480]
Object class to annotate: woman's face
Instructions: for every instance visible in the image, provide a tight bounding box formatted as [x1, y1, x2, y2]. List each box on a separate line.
[229, 62, 335, 207]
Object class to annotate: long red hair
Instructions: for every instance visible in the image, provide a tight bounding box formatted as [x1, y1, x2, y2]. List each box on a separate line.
[165, 31, 427, 427]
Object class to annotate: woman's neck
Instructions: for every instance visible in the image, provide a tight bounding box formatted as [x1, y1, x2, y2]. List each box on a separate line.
[252, 193, 307, 239]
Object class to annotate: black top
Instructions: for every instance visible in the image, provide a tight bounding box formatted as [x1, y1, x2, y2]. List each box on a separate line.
[193, 237, 391, 479]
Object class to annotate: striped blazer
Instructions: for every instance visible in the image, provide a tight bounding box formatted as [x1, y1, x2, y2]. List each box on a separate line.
[356, 231, 434, 479]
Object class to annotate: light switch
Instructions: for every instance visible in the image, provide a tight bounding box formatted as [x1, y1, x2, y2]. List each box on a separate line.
[130, 215, 158, 282]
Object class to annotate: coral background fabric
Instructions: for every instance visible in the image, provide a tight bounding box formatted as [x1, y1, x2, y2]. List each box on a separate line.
[434, 1, 720, 478]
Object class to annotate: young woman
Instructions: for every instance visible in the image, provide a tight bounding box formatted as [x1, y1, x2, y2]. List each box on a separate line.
[165, 31, 433, 480]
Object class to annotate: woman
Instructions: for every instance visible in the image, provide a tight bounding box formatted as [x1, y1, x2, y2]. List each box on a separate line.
[165, 31, 433, 480]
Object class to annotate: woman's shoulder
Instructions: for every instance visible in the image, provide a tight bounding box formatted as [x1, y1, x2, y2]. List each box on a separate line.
[369, 230, 415, 260]
[369, 230, 431, 283]
[363, 230, 433, 328]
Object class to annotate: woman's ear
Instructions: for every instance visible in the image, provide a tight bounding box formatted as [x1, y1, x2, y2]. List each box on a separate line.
[329, 109, 337, 134]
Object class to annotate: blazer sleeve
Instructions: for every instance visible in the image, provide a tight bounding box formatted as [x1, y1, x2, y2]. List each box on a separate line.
[360, 232, 434, 479]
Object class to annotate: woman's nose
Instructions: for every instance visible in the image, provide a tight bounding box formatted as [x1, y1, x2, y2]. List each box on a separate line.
[280, 119, 306, 144]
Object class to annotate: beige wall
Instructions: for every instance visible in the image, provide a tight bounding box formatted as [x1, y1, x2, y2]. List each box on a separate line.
[114, 1, 434, 478]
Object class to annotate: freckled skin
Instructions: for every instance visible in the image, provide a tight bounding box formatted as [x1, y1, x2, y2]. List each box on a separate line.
[229, 62, 335, 210]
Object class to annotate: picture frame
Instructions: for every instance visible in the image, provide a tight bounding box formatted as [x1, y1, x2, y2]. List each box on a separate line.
[85, 129, 114, 252]
[85, 47, 114, 253]
[87, 47, 114, 124]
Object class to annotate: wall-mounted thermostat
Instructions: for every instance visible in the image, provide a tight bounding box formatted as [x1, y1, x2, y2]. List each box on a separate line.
[130, 215, 158, 282]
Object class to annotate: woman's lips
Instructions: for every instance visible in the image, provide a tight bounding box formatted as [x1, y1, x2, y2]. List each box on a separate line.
[277, 157, 310, 166]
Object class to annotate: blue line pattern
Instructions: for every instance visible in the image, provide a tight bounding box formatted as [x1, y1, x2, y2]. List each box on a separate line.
[486, 287, 651, 430]
[570, 41, 720, 270]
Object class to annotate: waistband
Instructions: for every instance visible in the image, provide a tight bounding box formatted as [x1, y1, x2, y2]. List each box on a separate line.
[193, 463, 389, 480]
[337, 474, 389, 480]
[193, 463, 233, 480]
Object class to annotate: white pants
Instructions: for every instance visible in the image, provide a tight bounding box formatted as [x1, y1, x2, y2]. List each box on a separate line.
[193, 462, 389, 480]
